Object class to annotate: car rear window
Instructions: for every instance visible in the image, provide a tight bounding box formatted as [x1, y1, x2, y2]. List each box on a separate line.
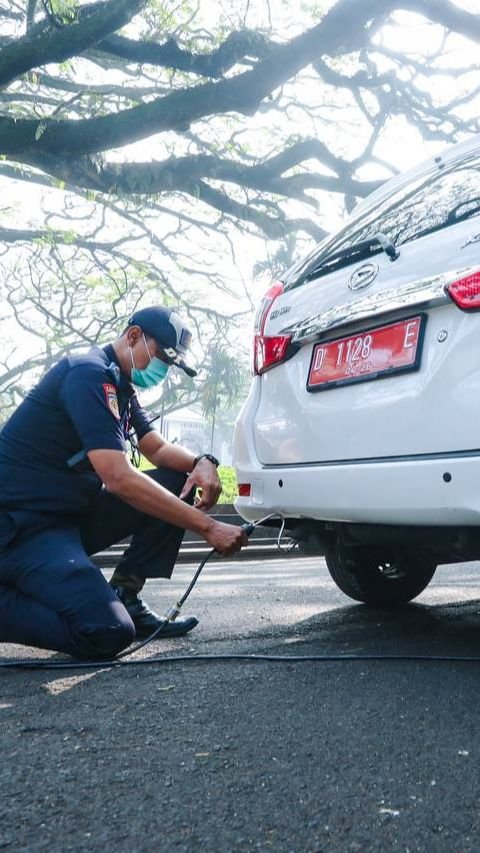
[285, 149, 480, 289]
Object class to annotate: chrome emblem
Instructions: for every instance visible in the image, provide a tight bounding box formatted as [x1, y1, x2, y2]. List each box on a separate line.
[348, 262, 378, 291]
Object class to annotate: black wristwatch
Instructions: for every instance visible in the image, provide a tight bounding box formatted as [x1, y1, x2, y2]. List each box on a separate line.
[193, 453, 220, 469]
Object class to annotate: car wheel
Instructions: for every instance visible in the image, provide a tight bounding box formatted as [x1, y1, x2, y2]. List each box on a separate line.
[325, 541, 437, 606]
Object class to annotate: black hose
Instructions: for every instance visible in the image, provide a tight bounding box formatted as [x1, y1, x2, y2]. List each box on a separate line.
[4, 519, 476, 672]
[0, 546, 221, 670]
[112, 550, 216, 660]
[3, 652, 480, 671]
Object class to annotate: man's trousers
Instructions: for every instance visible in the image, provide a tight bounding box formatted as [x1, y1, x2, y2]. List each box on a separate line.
[0, 469, 190, 659]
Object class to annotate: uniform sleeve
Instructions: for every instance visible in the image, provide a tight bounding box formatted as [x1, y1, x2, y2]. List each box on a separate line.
[59, 363, 127, 452]
[129, 394, 155, 441]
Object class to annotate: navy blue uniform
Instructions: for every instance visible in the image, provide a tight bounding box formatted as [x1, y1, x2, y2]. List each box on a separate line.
[0, 345, 189, 659]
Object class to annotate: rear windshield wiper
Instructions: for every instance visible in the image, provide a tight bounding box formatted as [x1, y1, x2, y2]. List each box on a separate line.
[303, 231, 399, 284]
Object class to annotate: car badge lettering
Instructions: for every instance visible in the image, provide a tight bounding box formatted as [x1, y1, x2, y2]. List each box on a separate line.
[348, 262, 378, 291]
[461, 233, 480, 249]
[270, 306, 291, 320]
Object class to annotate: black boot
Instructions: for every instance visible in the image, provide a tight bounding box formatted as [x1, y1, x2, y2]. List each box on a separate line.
[112, 585, 198, 639]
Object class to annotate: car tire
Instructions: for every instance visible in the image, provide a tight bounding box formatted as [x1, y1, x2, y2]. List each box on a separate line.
[325, 541, 437, 606]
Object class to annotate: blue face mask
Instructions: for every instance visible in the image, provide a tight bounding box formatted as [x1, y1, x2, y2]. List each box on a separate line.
[130, 335, 169, 389]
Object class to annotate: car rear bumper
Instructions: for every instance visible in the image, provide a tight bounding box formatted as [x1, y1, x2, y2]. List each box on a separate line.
[234, 454, 480, 526]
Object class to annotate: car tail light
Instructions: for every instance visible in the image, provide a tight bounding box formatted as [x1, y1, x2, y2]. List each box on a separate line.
[253, 281, 292, 375]
[254, 335, 292, 374]
[238, 483, 251, 497]
[446, 271, 480, 310]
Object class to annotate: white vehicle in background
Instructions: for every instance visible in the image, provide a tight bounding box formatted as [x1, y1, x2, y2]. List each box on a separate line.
[233, 135, 480, 606]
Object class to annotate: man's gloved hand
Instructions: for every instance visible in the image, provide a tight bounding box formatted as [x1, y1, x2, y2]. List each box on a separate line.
[180, 457, 222, 510]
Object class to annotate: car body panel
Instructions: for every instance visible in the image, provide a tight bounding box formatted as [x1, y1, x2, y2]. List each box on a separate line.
[233, 135, 480, 530]
[234, 455, 480, 526]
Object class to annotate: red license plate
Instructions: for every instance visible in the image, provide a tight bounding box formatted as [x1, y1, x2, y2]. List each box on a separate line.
[307, 316, 424, 391]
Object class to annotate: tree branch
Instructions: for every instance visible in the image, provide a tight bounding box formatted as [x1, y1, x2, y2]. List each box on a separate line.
[0, 226, 121, 251]
[19, 141, 382, 195]
[96, 29, 272, 78]
[0, 0, 146, 88]
[0, 4, 23, 23]
[189, 180, 327, 241]
[0, 0, 477, 159]
[26, 0, 38, 32]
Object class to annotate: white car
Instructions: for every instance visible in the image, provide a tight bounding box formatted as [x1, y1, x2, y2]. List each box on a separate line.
[233, 135, 480, 606]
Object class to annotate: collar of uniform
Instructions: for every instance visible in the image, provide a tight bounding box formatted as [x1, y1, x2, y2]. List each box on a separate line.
[102, 343, 136, 399]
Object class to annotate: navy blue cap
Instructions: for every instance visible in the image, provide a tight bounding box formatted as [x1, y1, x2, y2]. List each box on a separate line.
[128, 306, 196, 376]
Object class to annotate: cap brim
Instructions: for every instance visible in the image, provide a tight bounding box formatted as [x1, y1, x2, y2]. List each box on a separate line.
[159, 343, 197, 377]
[176, 357, 197, 378]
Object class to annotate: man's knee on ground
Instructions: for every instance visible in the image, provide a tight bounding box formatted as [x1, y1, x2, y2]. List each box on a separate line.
[73, 608, 135, 659]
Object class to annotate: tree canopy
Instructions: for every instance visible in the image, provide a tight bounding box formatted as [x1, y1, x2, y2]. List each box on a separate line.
[0, 0, 479, 419]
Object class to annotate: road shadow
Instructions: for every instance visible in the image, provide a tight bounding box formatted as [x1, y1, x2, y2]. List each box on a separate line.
[260, 598, 480, 658]
[3, 596, 480, 691]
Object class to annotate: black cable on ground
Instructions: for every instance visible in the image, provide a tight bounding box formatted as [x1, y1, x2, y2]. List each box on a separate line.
[3, 520, 480, 671]
[3, 652, 480, 671]
[0, 546, 219, 670]
[113, 550, 215, 660]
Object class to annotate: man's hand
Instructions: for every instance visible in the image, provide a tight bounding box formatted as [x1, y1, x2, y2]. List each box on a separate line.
[205, 519, 249, 556]
[87, 449, 246, 551]
[180, 458, 221, 510]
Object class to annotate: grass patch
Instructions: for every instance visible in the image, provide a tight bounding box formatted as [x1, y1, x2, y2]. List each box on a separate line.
[218, 465, 237, 504]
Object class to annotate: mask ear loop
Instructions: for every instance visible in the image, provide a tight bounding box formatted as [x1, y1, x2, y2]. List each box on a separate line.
[142, 333, 154, 362]
[129, 331, 152, 372]
[127, 335, 144, 465]
[125, 355, 141, 466]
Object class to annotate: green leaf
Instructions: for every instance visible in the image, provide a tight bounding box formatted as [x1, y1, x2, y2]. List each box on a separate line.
[49, 0, 78, 24]
[34, 122, 47, 141]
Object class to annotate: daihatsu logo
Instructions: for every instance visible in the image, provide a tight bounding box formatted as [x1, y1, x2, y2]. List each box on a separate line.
[348, 262, 378, 291]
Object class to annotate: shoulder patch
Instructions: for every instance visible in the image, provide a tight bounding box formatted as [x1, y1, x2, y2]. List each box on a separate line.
[103, 383, 120, 419]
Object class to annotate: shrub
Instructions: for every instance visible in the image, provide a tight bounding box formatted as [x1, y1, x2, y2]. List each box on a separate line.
[218, 466, 237, 505]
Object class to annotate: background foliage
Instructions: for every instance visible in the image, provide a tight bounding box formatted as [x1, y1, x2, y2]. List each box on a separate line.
[0, 0, 479, 425]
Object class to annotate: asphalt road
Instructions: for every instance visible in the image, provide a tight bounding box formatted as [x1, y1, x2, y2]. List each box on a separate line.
[2, 554, 480, 852]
